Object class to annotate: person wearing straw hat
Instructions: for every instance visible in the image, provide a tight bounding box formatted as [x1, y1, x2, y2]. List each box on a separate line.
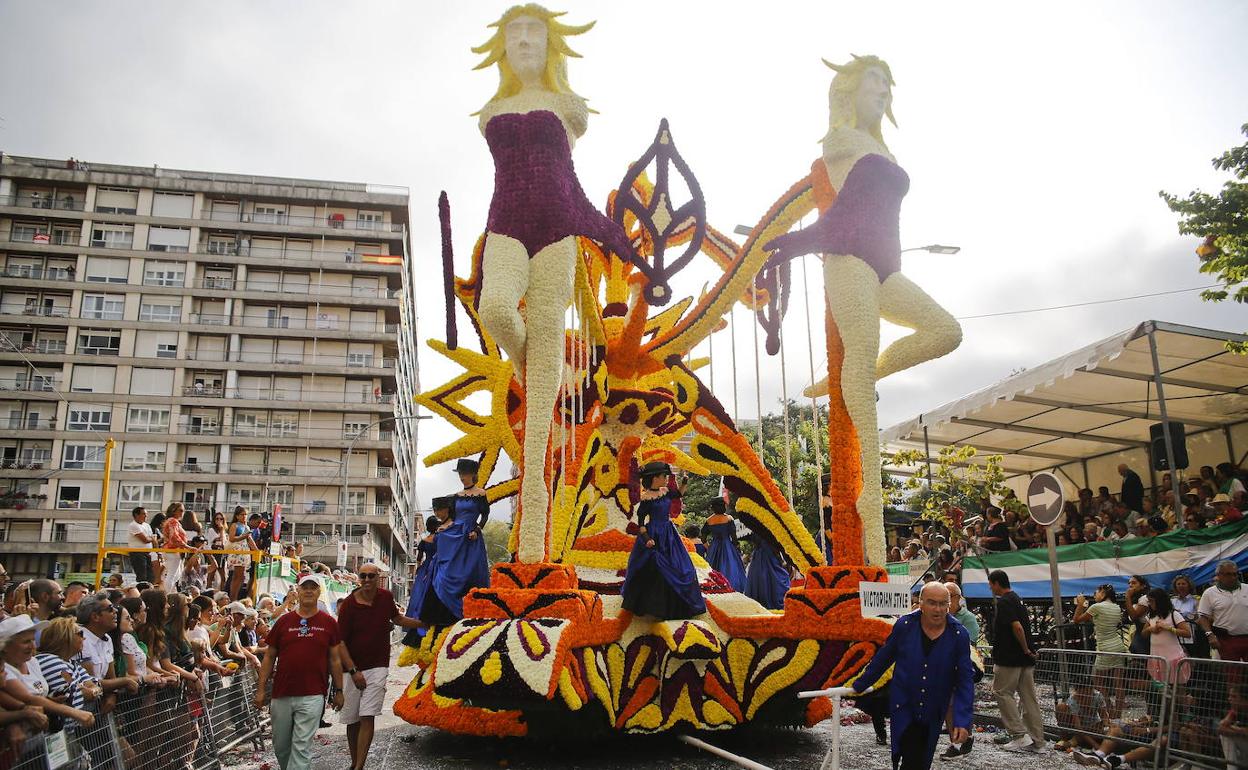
[254, 574, 344, 770]
[851, 581, 974, 770]
[620, 461, 706, 620]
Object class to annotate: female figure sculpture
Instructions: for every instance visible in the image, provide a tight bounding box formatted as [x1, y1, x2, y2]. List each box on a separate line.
[764, 56, 961, 564]
[472, 5, 634, 562]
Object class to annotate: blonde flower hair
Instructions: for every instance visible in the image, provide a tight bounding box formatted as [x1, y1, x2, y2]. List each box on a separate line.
[473, 4, 593, 108]
[821, 54, 897, 151]
[37, 617, 80, 659]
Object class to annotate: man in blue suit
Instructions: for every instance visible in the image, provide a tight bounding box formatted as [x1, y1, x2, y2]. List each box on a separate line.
[853, 581, 975, 770]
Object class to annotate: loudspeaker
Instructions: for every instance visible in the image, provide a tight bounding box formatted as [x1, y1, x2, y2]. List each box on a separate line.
[1150, 422, 1188, 471]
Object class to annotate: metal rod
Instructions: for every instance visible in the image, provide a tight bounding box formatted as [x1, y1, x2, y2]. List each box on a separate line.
[1147, 326, 1185, 512]
[677, 735, 774, 770]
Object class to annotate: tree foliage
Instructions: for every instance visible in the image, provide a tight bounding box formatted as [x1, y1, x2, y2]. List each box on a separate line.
[1160, 123, 1248, 352]
[890, 445, 1026, 532]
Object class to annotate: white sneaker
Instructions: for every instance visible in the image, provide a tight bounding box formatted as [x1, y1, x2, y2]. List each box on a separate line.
[1024, 740, 1048, 754]
[1001, 736, 1034, 752]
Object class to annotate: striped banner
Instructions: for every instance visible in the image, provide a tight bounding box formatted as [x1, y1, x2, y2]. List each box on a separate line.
[960, 519, 1248, 599]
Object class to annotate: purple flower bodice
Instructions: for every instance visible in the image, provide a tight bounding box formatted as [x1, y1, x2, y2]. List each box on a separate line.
[484, 109, 632, 259]
[764, 153, 910, 281]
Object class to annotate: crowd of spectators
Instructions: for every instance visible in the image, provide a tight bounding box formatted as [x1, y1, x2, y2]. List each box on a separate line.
[888, 462, 1247, 584]
[0, 552, 374, 768]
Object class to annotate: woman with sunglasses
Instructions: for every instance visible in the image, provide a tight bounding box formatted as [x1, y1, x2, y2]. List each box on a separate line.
[34, 617, 100, 712]
[226, 506, 258, 600]
[206, 511, 228, 590]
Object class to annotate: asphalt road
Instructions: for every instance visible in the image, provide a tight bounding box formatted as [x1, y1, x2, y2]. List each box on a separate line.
[230, 665, 1084, 770]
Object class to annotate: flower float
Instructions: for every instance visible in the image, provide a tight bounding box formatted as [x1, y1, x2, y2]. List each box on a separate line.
[401, 9, 895, 736]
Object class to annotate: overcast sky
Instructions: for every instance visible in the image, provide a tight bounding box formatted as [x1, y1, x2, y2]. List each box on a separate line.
[2, 1, 1245, 515]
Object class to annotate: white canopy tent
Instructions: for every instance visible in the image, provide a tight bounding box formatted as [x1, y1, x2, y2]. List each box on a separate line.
[881, 320, 1248, 501]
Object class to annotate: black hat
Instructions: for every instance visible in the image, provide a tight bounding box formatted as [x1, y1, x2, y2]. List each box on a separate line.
[431, 495, 455, 511]
[709, 498, 727, 514]
[638, 461, 671, 480]
[454, 458, 480, 475]
[820, 472, 832, 489]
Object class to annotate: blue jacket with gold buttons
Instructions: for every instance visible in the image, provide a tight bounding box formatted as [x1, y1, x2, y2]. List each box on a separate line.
[853, 610, 974, 767]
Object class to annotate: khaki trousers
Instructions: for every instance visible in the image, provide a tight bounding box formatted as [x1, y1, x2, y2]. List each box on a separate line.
[992, 664, 1045, 743]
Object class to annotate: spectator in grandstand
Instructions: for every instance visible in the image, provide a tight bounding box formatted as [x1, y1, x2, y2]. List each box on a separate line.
[1198, 559, 1248, 662]
[1054, 677, 1110, 752]
[1132, 520, 1153, 539]
[1118, 464, 1144, 515]
[1183, 510, 1205, 530]
[1107, 521, 1130, 541]
[1077, 487, 1096, 518]
[853, 582, 974, 768]
[255, 574, 344, 770]
[0, 614, 95, 728]
[1217, 462, 1247, 498]
[988, 570, 1046, 752]
[1212, 494, 1243, 525]
[979, 508, 1011, 552]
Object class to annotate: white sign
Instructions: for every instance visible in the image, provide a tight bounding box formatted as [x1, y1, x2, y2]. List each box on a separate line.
[44, 731, 71, 769]
[858, 581, 914, 617]
[336, 540, 349, 568]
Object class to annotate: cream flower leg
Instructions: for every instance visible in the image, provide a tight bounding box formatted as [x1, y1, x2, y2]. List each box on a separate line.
[824, 254, 886, 565]
[514, 237, 576, 562]
[876, 272, 962, 380]
[478, 234, 532, 379]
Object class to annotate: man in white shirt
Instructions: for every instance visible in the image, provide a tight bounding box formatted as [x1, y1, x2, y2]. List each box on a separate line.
[126, 507, 155, 583]
[1198, 559, 1248, 662]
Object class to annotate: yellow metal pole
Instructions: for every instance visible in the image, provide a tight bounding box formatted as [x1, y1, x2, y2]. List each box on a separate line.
[93, 438, 115, 589]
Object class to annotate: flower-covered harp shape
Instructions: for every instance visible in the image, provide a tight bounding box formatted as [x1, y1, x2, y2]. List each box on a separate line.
[611, 119, 707, 307]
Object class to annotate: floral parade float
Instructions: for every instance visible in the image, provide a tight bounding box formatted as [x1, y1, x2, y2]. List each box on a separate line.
[395, 6, 958, 739]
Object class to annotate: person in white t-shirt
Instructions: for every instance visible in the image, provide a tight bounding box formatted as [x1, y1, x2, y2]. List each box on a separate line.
[0, 615, 94, 728]
[126, 506, 155, 583]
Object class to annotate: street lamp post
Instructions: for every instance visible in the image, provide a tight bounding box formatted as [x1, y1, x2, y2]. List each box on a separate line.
[338, 413, 430, 570]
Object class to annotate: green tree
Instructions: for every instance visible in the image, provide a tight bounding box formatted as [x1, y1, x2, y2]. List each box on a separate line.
[890, 445, 1026, 533]
[743, 400, 831, 539]
[1160, 123, 1248, 352]
[483, 519, 512, 564]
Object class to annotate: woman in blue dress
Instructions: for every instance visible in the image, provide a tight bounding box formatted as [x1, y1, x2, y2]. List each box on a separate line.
[820, 472, 835, 564]
[401, 504, 449, 646]
[705, 498, 747, 592]
[621, 462, 707, 620]
[744, 529, 792, 610]
[419, 460, 491, 626]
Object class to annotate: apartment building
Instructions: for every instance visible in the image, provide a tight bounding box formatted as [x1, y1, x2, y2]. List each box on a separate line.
[0, 153, 416, 581]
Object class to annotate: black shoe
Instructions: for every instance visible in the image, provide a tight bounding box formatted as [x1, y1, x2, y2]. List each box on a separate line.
[876, 733, 888, 746]
[319, 720, 332, 729]
[940, 745, 962, 760]
[960, 736, 974, 755]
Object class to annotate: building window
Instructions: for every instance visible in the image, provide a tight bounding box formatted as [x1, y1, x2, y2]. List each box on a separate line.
[84, 257, 129, 284]
[57, 486, 82, 509]
[94, 188, 139, 215]
[156, 343, 178, 358]
[151, 193, 193, 219]
[90, 224, 134, 249]
[62, 444, 107, 470]
[81, 294, 124, 320]
[143, 262, 185, 287]
[11, 223, 48, 242]
[122, 449, 165, 471]
[139, 302, 180, 322]
[67, 408, 111, 432]
[127, 408, 170, 433]
[76, 330, 121, 356]
[356, 211, 382, 230]
[118, 484, 163, 510]
[147, 227, 190, 252]
[343, 421, 369, 438]
[252, 205, 285, 224]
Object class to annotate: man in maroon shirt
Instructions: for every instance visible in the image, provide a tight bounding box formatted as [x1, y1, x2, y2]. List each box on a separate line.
[254, 574, 344, 770]
[336, 562, 423, 770]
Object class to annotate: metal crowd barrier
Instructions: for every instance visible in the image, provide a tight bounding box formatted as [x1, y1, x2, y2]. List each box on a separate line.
[3, 665, 270, 770]
[1164, 656, 1248, 770]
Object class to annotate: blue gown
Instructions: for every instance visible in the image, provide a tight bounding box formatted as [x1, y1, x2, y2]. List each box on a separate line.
[744, 536, 790, 610]
[621, 490, 707, 620]
[422, 494, 490, 624]
[402, 536, 437, 643]
[707, 519, 747, 592]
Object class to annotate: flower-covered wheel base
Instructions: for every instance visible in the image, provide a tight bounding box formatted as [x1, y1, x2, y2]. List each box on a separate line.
[393, 563, 891, 736]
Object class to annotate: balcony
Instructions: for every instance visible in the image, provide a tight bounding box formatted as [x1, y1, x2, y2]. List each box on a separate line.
[182, 385, 224, 398]
[0, 305, 71, 318]
[204, 209, 404, 234]
[196, 241, 401, 265]
[5, 417, 56, 430]
[1, 266, 75, 281]
[0, 378, 57, 393]
[183, 349, 395, 369]
[76, 345, 121, 357]
[203, 279, 397, 300]
[0, 193, 87, 212]
[177, 461, 219, 473]
[89, 238, 135, 250]
[0, 459, 48, 470]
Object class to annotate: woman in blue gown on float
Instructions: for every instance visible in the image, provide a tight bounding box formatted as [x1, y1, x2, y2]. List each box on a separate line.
[620, 462, 706, 620]
[744, 527, 792, 610]
[419, 460, 491, 626]
[402, 504, 449, 645]
[705, 498, 747, 592]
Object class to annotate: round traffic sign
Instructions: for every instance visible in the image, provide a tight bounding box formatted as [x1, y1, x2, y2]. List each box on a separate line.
[1026, 471, 1065, 526]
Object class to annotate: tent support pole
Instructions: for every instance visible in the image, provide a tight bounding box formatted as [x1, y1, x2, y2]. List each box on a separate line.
[1147, 326, 1184, 509]
[923, 425, 933, 487]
